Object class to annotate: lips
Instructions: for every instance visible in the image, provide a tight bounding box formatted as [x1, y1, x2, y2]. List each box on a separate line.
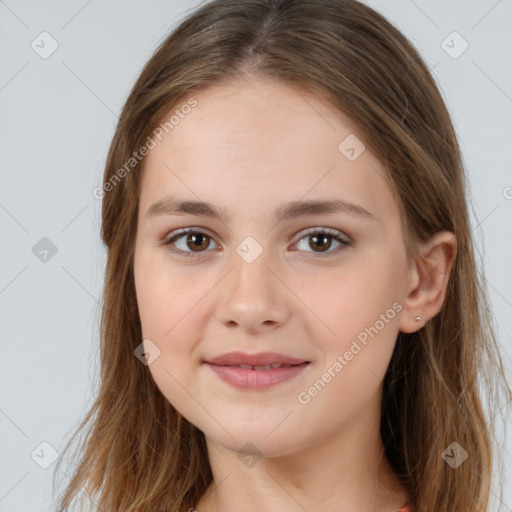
[205, 351, 309, 367]
[203, 351, 310, 390]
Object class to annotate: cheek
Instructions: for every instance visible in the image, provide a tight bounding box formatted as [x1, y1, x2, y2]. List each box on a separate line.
[134, 254, 214, 399]
[304, 258, 404, 340]
[134, 250, 205, 337]
[298, 269, 403, 410]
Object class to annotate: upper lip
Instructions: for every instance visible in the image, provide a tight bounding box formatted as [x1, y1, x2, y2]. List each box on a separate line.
[204, 351, 309, 366]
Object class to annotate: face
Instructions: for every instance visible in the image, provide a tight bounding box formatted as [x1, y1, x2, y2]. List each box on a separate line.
[133, 76, 412, 457]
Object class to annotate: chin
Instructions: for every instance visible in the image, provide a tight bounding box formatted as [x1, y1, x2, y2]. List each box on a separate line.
[203, 423, 308, 459]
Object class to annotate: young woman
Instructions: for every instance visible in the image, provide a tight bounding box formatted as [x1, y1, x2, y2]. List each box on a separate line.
[55, 1, 511, 511]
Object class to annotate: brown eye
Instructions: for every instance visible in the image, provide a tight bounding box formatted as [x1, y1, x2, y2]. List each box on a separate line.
[162, 229, 218, 258]
[186, 232, 210, 252]
[308, 233, 334, 252]
[292, 228, 351, 258]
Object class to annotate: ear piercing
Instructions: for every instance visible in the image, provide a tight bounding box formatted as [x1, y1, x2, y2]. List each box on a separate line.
[416, 315, 426, 328]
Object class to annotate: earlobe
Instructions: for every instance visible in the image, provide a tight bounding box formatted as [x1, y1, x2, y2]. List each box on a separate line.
[398, 231, 457, 334]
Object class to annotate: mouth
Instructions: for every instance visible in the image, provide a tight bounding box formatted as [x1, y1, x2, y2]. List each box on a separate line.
[213, 363, 300, 370]
[204, 351, 309, 367]
[203, 357, 310, 390]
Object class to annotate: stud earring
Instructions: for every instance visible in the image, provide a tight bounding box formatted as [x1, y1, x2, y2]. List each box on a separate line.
[415, 316, 422, 322]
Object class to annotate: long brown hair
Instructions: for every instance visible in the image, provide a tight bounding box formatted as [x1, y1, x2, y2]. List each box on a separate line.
[54, 1, 512, 510]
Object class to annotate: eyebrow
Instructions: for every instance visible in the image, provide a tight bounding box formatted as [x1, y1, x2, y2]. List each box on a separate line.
[145, 197, 375, 223]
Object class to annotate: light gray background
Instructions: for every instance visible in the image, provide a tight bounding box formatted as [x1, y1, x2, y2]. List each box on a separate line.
[1, 1, 511, 511]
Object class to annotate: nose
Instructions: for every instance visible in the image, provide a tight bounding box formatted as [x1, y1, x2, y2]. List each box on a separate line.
[214, 248, 291, 334]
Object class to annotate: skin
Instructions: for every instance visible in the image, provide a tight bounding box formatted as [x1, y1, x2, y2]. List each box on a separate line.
[133, 75, 457, 512]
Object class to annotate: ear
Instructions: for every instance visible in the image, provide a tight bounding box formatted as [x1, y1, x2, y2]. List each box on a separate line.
[399, 231, 457, 333]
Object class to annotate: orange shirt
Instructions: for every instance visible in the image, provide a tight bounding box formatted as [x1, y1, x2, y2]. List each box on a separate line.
[397, 502, 412, 512]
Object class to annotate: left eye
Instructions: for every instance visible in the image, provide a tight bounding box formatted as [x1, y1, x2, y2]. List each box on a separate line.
[162, 227, 352, 258]
[292, 228, 352, 257]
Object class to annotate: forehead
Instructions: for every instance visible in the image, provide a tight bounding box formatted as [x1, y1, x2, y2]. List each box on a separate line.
[151, 77, 363, 163]
[139, 77, 398, 224]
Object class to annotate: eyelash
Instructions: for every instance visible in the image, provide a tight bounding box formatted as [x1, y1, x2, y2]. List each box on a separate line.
[161, 227, 352, 259]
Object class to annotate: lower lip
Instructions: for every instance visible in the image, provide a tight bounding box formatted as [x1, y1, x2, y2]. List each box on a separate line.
[205, 362, 309, 390]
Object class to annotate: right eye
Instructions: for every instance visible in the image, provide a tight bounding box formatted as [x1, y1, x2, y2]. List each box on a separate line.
[161, 228, 220, 258]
